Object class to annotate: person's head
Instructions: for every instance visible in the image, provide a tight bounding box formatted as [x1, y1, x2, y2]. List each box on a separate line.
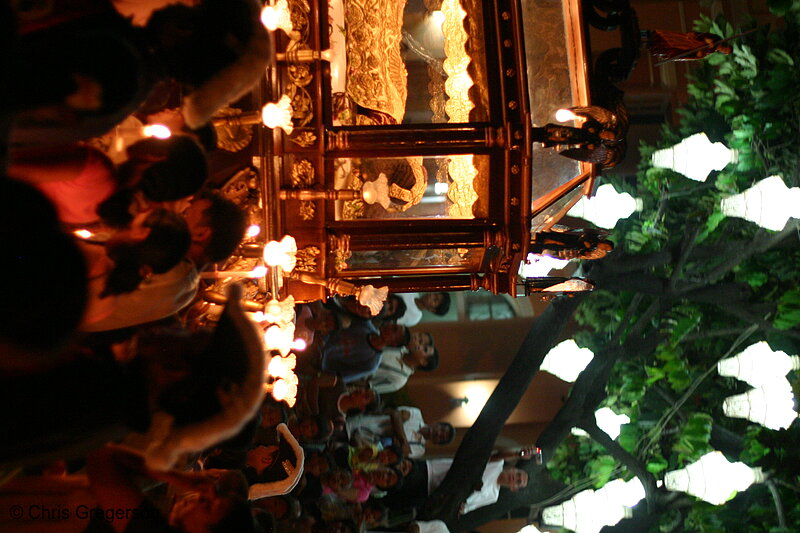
[245, 444, 279, 475]
[423, 422, 455, 446]
[321, 469, 352, 492]
[376, 443, 402, 466]
[289, 414, 332, 442]
[361, 502, 387, 528]
[103, 208, 190, 296]
[417, 292, 450, 315]
[406, 331, 437, 370]
[379, 295, 407, 321]
[169, 492, 255, 533]
[497, 467, 528, 491]
[122, 136, 208, 201]
[366, 467, 400, 490]
[146, 0, 257, 88]
[258, 402, 286, 428]
[377, 323, 411, 347]
[304, 450, 332, 477]
[342, 387, 377, 415]
[252, 495, 300, 521]
[183, 190, 247, 264]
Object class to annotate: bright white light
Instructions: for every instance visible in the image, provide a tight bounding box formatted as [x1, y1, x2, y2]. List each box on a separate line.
[267, 353, 296, 378]
[516, 526, 543, 533]
[595, 407, 630, 440]
[250, 265, 268, 278]
[431, 10, 445, 24]
[720, 175, 800, 231]
[541, 339, 594, 382]
[73, 229, 93, 239]
[717, 341, 800, 388]
[651, 133, 737, 182]
[664, 451, 765, 505]
[596, 478, 645, 508]
[263, 235, 297, 272]
[142, 124, 171, 139]
[461, 383, 492, 421]
[292, 338, 307, 351]
[555, 108, 578, 122]
[519, 254, 570, 278]
[434, 182, 449, 195]
[568, 184, 640, 229]
[261, 95, 294, 134]
[263, 296, 296, 326]
[722, 378, 797, 430]
[260, 0, 292, 35]
[264, 322, 296, 356]
[246, 225, 261, 238]
[357, 284, 389, 316]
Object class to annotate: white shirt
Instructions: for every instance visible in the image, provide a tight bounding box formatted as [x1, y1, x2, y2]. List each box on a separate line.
[82, 259, 199, 331]
[426, 459, 504, 513]
[369, 347, 414, 394]
[345, 406, 427, 457]
[396, 293, 423, 326]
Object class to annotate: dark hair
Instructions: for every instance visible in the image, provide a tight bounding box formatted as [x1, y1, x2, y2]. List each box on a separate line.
[195, 190, 248, 263]
[189, 122, 218, 152]
[146, 1, 256, 88]
[383, 325, 411, 348]
[381, 295, 407, 321]
[210, 497, 257, 533]
[131, 136, 208, 202]
[432, 292, 451, 315]
[418, 346, 439, 372]
[102, 209, 189, 296]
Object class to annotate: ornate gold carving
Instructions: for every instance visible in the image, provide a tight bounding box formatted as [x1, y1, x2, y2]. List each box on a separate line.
[510, 197, 519, 206]
[212, 106, 254, 152]
[295, 245, 320, 272]
[289, 131, 317, 147]
[290, 159, 315, 188]
[299, 201, 316, 220]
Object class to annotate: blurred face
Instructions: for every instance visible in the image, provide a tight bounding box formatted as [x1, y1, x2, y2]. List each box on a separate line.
[408, 332, 433, 357]
[246, 445, 279, 475]
[182, 197, 211, 236]
[306, 453, 330, 477]
[377, 449, 398, 465]
[347, 389, 375, 409]
[419, 293, 444, 312]
[497, 468, 528, 491]
[429, 423, 451, 445]
[369, 469, 398, 489]
[169, 492, 234, 533]
[379, 324, 406, 346]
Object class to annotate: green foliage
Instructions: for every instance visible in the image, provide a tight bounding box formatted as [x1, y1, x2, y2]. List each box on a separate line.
[774, 289, 800, 330]
[672, 413, 714, 463]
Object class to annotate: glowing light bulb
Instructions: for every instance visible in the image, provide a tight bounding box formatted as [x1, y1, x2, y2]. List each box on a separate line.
[261, 95, 294, 134]
[142, 124, 172, 139]
[73, 229, 93, 239]
[250, 265, 267, 278]
[555, 108, 578, 122]
[246, 225, 261, 238]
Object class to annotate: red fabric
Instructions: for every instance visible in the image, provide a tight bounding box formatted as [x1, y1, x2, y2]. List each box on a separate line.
[648, 31, 722, 61]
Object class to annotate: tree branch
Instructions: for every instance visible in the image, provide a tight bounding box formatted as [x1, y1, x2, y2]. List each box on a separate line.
[578, 418, 660, 512]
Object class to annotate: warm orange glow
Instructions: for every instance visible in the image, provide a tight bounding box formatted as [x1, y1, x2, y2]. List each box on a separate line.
[73, 229, 93, 239]
[142, 124, 172, 139]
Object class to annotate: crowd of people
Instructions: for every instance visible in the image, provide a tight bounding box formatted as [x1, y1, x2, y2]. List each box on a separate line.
[0, 2, 538, 533]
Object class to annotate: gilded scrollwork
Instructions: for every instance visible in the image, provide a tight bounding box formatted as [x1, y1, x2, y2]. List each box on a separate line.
[289, 131, 317, 148]
[290, 159, 315, 188]
[295, 245, 321, 272]
[299, 201, 316, 221]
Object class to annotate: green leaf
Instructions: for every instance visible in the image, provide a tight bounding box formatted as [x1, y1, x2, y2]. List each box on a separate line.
[646, 454, 668, 475]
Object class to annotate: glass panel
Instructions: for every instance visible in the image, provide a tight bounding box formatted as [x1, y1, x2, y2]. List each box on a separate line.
[466, 290, 516, 320]
[530, 180, 585, 233]
[333, 154, 489, 220]
[521, 0, 586, 202]
[328, 0, 488, 126]
[339, 247, 481, 272]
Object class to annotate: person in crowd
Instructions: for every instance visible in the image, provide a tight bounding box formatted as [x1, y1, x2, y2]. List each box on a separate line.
[320, 323, 410, 383]
[83, 190, 247, 332]
[369, 331, 437, 394]
[396, 292, 450, 326]
[347, 406, 455, 458]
